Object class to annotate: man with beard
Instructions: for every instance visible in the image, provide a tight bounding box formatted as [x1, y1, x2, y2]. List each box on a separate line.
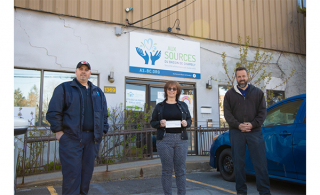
[47, 61, 109, 195]
[223, 67, 271, 195]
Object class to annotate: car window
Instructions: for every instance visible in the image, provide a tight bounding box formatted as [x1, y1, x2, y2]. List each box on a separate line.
[262, 100, 303, 127]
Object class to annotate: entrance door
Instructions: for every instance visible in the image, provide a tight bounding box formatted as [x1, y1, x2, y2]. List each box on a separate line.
[126, 78, 196, 124]
[126, 78, 197, 154]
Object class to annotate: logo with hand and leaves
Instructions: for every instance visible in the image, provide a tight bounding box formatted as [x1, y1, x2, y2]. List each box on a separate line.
[135, 38, 161, 65]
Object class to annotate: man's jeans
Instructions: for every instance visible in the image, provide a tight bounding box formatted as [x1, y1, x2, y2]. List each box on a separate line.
[59, 132, 101, 195]
[229, 129, 271, 195]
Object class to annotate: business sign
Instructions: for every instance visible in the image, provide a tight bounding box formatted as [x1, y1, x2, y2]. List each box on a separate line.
[129, 32, 201, 79]
[126, 89, 146, 111]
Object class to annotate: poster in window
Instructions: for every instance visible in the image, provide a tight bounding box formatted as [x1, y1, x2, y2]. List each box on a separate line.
[179, 95, 193, 118]
[126, 89, 146, 111]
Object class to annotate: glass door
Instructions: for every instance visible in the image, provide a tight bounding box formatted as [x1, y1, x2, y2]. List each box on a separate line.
[126, 78, 197, 154]
[150, 85, 165, 109]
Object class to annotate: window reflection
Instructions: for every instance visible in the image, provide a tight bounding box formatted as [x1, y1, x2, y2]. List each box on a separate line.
[267, 90, 285, 107]
[263, 100, 303, 127]
[14, 69, 41, 125]
[14, 68, 98, 127]
[150, 87, 164, 109]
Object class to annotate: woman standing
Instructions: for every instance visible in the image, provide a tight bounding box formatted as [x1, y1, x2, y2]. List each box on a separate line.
[150, 81, 192, 195]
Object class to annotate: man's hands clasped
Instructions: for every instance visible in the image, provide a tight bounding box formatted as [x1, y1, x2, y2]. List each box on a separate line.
[238, 122, 253, 132]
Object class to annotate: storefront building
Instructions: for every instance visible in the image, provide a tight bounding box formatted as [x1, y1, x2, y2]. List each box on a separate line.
[14, 0, 306, 128]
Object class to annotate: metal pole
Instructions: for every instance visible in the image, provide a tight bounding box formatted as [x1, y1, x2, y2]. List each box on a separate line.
[47, 136, 50, 172]
[106, 134, 109, 172]
[39, 70, 44, 126]
[54, 133, 57, 171]
[22, 131, 28, 184]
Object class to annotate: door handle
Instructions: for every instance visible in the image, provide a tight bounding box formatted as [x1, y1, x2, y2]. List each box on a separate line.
[279, 131, 291, 136]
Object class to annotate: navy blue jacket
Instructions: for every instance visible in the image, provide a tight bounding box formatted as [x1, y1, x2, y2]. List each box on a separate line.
[223, 85, 266, 131]
[46, 78, 109, 143]
[150, 100, 192, 140]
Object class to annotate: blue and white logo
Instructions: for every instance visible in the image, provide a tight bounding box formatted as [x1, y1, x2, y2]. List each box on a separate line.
[135, 38, 161, 65]
[127, 91, 134, 97]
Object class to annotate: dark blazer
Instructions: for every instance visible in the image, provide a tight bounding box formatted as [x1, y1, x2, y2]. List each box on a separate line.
[46, 78, 109, 143]
[223, 84, 266, 131]
[150, 100, 192, 140]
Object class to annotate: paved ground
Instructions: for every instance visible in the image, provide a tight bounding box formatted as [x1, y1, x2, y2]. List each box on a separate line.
[16, 156, 213, 188]
[16, 172, 306, 195]
[16, 156, 306, 194]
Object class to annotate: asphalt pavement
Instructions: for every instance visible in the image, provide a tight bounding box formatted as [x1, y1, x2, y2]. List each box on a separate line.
[16, 172, 306, 195]
[16, 156, 306, 195]
[16, 155, 213, 189]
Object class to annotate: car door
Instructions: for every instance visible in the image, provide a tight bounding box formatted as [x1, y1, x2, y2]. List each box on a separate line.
[245, 99, 304, 179]
[292, 99, 306, 180]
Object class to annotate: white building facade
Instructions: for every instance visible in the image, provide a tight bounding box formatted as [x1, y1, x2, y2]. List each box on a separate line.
[14, 8, 306, 128]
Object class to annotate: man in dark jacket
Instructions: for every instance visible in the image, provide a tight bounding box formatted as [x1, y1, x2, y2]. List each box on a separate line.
[46, 61, 109, 195]
[224, 67, 270, 195]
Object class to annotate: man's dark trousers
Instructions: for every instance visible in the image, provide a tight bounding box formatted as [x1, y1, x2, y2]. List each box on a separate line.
[59, 131, 101, 195]
[229, 129, 270, 195]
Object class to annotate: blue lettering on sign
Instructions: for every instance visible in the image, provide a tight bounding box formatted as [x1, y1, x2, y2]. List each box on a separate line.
[129, 67, 200, 79]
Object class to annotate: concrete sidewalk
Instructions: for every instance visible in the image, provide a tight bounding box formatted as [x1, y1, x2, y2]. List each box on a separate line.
[17, 156, 215, 188]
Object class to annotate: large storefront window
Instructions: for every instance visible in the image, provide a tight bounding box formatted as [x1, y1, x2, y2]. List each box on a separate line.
[14, 68, 98, 126]
[14, 69, 41, 125]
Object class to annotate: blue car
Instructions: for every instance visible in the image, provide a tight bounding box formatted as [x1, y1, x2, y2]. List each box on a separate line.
[209, 94, 306, 184]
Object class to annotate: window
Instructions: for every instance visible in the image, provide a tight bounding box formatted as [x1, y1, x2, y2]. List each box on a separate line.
[14, 68, 98, 126]
[267, 90, 285, 107]
[218, 85, 228, 128]
[297, 0, 306, 8]
[262, 100, 303, 127]
[125, 78, 196, 126]
[125, 84, 147, 111]
[14, 69, 41, 125]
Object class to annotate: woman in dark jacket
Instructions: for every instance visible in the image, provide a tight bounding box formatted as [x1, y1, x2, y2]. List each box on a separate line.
[150, 81, 192, 195]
